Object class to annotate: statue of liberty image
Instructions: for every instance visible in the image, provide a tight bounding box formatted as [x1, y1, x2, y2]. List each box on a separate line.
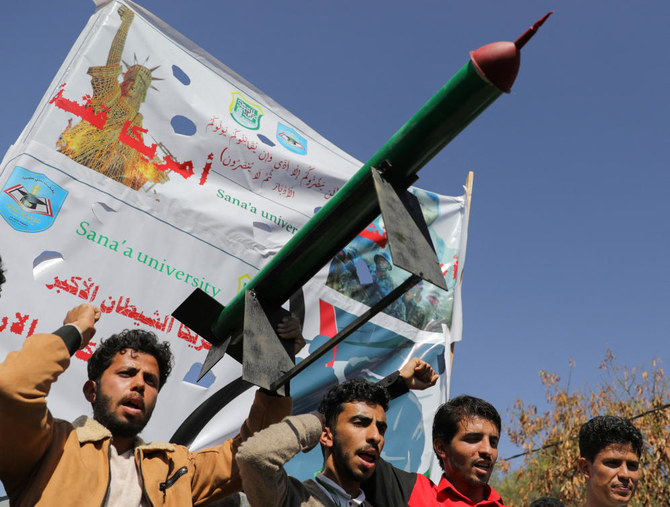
[57, 6, 169, 190]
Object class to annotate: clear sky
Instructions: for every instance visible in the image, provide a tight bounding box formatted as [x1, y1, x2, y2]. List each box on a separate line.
[1, 0, 669, 465]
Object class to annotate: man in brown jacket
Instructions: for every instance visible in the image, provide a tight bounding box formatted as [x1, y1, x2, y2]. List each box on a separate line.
[0, 303, 293, 506]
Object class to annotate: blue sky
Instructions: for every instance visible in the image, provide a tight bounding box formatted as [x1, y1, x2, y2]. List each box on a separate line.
[2, 0, 669, 467]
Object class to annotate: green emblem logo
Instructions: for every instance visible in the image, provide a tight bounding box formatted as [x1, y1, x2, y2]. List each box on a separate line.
[230, 92, 263, 130]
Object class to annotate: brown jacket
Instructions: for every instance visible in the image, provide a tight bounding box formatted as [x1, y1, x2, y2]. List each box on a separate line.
[0, 332, 292, 506]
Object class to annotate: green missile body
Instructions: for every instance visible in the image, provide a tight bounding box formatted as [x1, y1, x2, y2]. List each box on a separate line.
[195, 13, 552, 376]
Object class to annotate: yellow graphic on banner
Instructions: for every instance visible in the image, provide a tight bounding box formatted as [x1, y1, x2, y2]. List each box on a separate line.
[56, 6, 169, 191]
[238, 274, 252, 293]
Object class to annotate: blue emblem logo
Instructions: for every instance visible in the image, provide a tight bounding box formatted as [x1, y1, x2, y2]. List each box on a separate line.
[276, 123, 307, 155]
[0, 166, 68, 233]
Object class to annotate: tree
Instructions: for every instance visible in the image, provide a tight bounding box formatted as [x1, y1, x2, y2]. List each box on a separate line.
[491, 351, 670, 506]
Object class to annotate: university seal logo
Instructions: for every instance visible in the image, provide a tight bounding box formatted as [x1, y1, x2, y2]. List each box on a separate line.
[229, 92, 263, 130]
[276, 123, 307, 155]
[0, 166, 68, 233]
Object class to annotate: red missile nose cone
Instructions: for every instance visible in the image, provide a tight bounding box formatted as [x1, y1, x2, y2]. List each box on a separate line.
[470, 40, 519, 93]
[469, 11, 553, 93]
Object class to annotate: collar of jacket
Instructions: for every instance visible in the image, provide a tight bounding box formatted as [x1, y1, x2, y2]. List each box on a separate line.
[72, 416, 176, 452]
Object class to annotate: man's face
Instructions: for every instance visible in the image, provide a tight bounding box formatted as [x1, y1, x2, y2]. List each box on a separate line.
[580, 443, 640, 507]
[435, 416, 499, 499]
[326, 401, 387, 485]
[92, 350, 160, 438]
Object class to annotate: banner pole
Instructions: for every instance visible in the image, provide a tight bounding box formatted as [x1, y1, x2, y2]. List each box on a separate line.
[450, 171, 474, 376]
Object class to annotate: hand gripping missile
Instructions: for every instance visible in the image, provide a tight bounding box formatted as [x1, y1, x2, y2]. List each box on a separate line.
[173, 12, 552, 392]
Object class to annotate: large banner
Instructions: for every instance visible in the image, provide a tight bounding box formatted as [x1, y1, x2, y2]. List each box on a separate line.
[0, 0, 469, 486]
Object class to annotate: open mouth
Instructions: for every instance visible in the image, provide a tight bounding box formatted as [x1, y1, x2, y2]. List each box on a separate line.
[121, 396, 144, 414]
[473, 461, 492, 475]
[357, 449, 379, 468]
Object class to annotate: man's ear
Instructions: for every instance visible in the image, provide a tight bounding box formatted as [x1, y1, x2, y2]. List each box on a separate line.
[320, 426, 334, 449]
[578, 457, 591, 479]
[434, 437, 448, 460]
[83, 380, 97, 404]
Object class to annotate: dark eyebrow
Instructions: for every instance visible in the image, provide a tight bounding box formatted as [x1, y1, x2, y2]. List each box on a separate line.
[351, 415, 373, 424]
[116, 366, 159, 386]
[349, 414, 387, 433]
[464, 430, 500, 438]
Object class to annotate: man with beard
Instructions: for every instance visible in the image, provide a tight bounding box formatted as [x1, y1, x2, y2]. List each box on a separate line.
[362, 394, 508, 506]
[578, 416, 643, 507]
[0, 303, 294, 505]
[236, 359, 438, 506]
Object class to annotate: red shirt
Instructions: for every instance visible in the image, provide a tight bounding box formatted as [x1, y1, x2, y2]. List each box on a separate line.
[408, 474, 508, 507]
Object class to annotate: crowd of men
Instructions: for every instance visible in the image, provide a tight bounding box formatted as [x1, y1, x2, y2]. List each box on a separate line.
[0, 258, 647, 506]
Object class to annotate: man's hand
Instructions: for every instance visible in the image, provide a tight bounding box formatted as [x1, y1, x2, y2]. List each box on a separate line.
[276, 316, 306, 354]
[399, 357, 438, 391]
[63, 304, 101, 349]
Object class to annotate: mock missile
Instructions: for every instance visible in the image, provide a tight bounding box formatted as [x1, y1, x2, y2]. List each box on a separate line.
[173, 12, 552, 385]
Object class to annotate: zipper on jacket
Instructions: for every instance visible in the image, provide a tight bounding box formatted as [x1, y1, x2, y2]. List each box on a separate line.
[159, 466, 188, 497]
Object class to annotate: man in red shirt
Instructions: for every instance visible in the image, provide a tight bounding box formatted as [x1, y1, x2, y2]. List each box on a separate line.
[363, 394, 508, 506]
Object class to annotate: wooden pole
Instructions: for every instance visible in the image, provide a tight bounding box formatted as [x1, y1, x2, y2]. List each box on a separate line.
[450, 171, 474, 374]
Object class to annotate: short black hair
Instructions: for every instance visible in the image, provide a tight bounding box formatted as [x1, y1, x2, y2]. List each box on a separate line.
[318, 378, 390, 428]
[530, 497, 565, 507]
[87, 329, 173, 390]
[432, 395, 501, 469]
[0, 256, 6, 295]
[432, 394, 501, 445]
[578, 415, 643, 462]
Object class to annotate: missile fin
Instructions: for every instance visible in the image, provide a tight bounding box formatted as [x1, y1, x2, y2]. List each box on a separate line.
[372, 167, 448, 291]
[172, 288, 225, 344]
[198, 337, 232, 381]
[242, 290, 295, 395]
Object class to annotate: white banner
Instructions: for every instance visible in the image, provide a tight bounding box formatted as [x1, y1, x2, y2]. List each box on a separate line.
[0, 0, 468, 486]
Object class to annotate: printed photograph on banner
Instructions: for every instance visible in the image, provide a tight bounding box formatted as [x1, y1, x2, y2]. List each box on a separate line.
[326, 189, 463, 330]
[53, 6, 173, 191]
